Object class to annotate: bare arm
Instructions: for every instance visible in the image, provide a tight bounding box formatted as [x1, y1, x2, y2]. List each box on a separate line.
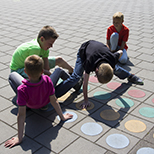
[106, 40, 110, 49]
[42, 57, 51, 76]
[117, 50, 123, 59]
[5, 106, 26, 148]
[80, 73, 91, 109]
[49, 95, 73, 121]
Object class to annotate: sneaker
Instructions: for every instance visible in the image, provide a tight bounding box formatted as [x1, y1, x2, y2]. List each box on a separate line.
[40, 105, 48, 111]
[73, 76, 83, 91]
[127, 74, 144, 85]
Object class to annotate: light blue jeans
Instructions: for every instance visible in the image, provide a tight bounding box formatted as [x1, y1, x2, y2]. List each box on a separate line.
[110, 32, 128, 64]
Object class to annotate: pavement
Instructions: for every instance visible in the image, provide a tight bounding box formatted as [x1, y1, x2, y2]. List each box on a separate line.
[0, 0, 154, 153]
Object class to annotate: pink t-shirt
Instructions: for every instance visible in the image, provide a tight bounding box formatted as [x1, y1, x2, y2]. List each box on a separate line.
[17, 75, 55, 109]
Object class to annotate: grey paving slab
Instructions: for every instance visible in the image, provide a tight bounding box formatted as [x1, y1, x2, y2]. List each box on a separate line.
[70, 116, 111, 142]
[35, 125, 79, 153]
[60, 137, 107, 154]
[96, 129, 140, 154]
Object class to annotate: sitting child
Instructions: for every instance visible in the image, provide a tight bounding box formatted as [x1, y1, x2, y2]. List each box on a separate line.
[5, 55, 73, 148]
[106, 12, 129, 64]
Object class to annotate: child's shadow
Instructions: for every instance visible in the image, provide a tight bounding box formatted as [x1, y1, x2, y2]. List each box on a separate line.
[70, 82, 132, 128]
[10, 106, 65, 153]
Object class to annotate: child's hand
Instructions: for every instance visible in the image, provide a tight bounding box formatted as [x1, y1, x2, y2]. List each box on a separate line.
[62, 113, 73, 121]
[80, 100, 91, 109]
[4, 137, 21, 148]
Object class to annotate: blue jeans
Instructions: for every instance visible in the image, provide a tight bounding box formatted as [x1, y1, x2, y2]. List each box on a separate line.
[54, 51, 84, 98]
[9, 68, 70, 95]
[110, 32, 128, 64]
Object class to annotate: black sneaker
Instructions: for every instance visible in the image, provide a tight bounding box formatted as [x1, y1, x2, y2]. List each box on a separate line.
[73, 76, 83, 91]
[127, 74, 144, 85]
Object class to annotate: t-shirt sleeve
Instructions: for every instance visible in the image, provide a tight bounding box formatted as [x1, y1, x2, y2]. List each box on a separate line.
[47, 76, 55, 96]
[17, 86, 28, 106]
[106, 27, 111, 40]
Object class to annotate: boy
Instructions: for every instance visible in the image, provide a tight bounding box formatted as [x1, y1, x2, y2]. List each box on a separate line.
[106, 12, 129, 64]
[53, 40, 143, 109]
[5, 55, 73, 148]
[10, 25, 73, 78]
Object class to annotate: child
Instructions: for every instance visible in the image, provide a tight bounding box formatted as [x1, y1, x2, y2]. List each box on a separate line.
[5, 55, 73, 148]
[10, 25, 73, 78]
[53, 40, 143, 109]
[106, 12, 129, 64]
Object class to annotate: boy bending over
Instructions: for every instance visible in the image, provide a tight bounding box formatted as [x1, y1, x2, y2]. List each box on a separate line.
[53, 40, 143, 108]
[5, 55, 73, 148]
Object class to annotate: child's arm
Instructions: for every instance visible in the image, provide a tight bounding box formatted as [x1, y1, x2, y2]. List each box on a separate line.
[49, 95, 73, 121]
[80, 73, 91, 109]
[4, 106, 26, 148]
[106, 40, 110, 49]
[42, 57, 52, 76]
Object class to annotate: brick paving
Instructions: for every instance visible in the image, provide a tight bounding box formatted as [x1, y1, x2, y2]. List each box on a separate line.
[0, 0, 154, 153]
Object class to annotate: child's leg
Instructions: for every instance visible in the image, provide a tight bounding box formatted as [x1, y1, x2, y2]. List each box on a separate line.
[48, 56, 73, 74]
[49, 68, 70, 87]
[114, 64, 131, 79]
[110, 32, 119, 52]
[54, 51, 84, 98]
[118, 48, 128, 64]
[8, 72, 24, 94]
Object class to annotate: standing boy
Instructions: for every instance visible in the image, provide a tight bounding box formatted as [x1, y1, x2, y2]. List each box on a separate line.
[5, 55, 73, 148]
[106, 12, 129, 64]
[10, 25, 73, 78]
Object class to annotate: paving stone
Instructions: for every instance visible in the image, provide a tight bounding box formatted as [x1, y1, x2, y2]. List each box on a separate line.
[60, 137, 107, 154]
[35, 125, 78, 153]
[96, 129, 139, 154]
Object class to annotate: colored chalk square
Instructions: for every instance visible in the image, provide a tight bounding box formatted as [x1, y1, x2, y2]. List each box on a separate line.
[89, 76, 99, 83]
[100, 109, 120, 121]
[128, 89, 145, 98]
[107, 82, 122, 90]
[81, 122, 103, 136]
[58, 92, 72, 102]
[136, 147, 154, 154]
[57, 111, 77, 123]
[152, 98, 154, 103]
[115, 98, 134, 108]
[125, 120, 146, 133]
[106, 134, 129, 149]
[94, 91, 111, 100]
[76, 101, 94, 111]
[139, 107, 154, 118]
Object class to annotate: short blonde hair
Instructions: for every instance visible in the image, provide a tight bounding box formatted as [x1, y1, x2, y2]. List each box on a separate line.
[25, 55, 44, 78]
[96, 63, 113, 84]
[113, 12, 124, 22]
[38, 25, 59, 40]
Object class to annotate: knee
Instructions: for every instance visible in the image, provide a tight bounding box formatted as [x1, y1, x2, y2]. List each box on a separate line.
[119, 57, 127, 64]
[55, 57, 64, 65]
[111, 32, 119, 39]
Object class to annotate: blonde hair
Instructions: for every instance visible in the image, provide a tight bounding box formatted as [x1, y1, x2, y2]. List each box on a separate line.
[25, 55, 44, 78]
[113, 12, 124, 22]
[38, 25, 59, 40]
[96, 63, 113, 84]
